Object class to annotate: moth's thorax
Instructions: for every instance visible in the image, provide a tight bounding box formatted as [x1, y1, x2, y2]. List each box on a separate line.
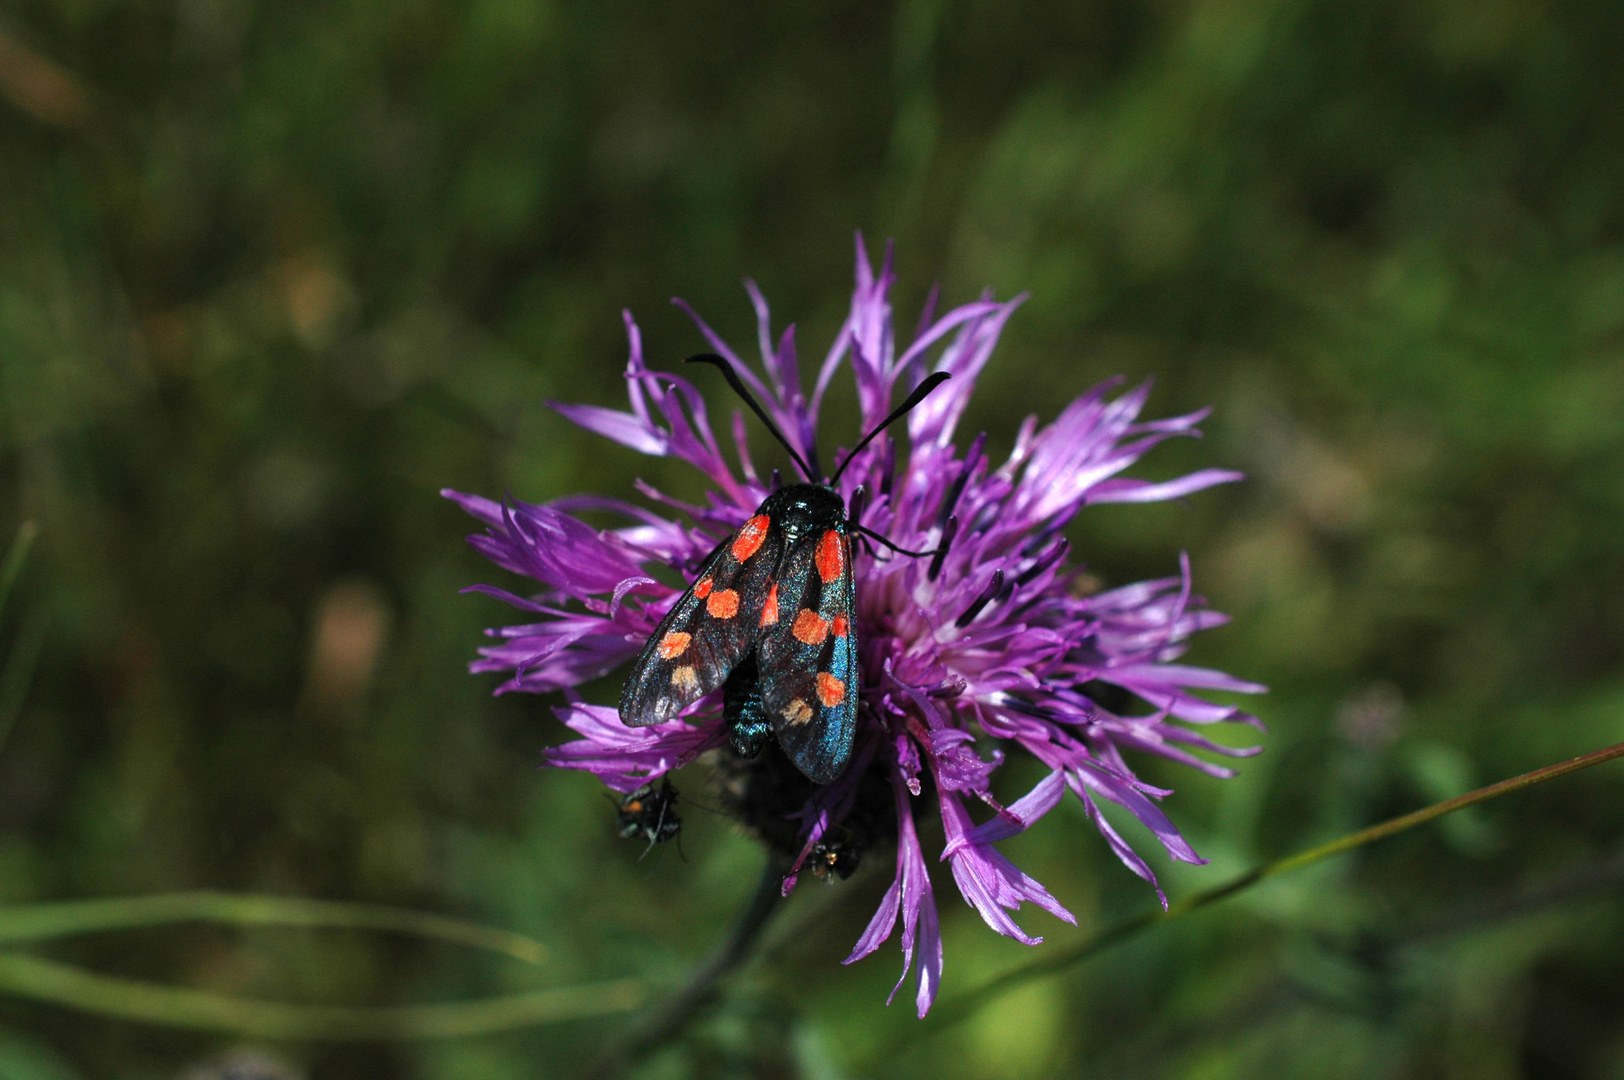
[760, 483, 846, 543]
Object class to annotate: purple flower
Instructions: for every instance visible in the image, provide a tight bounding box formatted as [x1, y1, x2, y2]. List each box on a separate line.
[447, 236, 1265, 1017]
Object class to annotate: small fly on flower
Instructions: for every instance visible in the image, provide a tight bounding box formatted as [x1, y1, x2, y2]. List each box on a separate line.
[615, 776, 681, 855]
[617, 354, 950, 785]
[807, 831, 862, 880]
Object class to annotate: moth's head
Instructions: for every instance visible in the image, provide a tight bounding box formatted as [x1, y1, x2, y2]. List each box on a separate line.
[761, 483, 846, 543]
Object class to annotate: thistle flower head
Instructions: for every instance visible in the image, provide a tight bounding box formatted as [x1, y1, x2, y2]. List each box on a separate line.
[446, 237, 1265, 1016]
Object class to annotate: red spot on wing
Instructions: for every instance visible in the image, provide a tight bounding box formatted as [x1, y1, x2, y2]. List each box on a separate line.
[760, 583, 779, 626]
[693, 576, 714, 600]
[792, 609, 830, 645]
[732, 515, 770, 562]
[830, 614, 849, 638]
[707, 589, 740, 619]
[657, 632, 691, 659]
[815, 530, 845, 583]
[816, 672, 846, 707]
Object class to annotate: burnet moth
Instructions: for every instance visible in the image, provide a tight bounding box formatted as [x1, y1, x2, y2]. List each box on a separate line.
[618, 354, 950, 785]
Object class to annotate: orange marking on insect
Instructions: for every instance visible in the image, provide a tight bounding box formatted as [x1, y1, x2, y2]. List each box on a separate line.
[657, 632, 692, 659]
[792, 608, 830, 645]
[815, 530, 845, 583]
[760, 583, 779, 626]
[831, 614, 849, 638]
[781, 698, 813, 725]
[732, 514, 771, 562]
[693, 576, 714, 600]
[706, 589, 740, 619]
[816, 672, 846, 708]
[671, 665, 699, 692]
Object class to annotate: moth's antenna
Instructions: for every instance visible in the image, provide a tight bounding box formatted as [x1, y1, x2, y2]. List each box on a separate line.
[830, 373, 951, 485]
[854, 523, 937, 559]
[685, 353, 817, 482]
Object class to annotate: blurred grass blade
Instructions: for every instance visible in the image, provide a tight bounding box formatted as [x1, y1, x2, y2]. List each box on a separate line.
[0, 522, 36, 629]
[0, 613, 45, 756]
[0, 1027, 86, 1080]
[886, 739, 1624, 1048]
[0, 892, 548, 964]
[0, 953, 643, 1039]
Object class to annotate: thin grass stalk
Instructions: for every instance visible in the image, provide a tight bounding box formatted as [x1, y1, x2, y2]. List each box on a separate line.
[0, 953, 643, 1039]
[873, 739, 1624, 1053]
[0, 891, 549, 963]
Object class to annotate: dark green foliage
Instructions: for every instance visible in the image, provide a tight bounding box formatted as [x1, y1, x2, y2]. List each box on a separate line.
[1, 0, 1623, 1075]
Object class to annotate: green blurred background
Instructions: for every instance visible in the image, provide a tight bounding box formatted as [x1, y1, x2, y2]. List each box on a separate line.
[2, 0, 1624, 1076]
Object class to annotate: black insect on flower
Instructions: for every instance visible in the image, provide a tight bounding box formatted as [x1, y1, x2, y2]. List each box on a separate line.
[615, 776, 681, 853]
[806, 833, 863, 881]
[618, 352, 949, 786]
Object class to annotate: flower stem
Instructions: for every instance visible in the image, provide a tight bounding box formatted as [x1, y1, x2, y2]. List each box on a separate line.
[587, 855, 786, 1079]
[889, 738, 1624, 1047]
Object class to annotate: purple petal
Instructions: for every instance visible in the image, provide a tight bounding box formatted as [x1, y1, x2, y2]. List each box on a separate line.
[895, 299, 1002, 375]
[1078, 787, 1167, 908]
[949, 769, 1067, 852]
[1069, 759, 1205, 866]
[441, 488, 506, 528]
[939, 792, 1075, 945]
[908, 296, 1024, 449]
[743, 279, 780, 392]
[460, 583, 553, 612]
[845, 774, 942, 1017]
[847, 874, 903, 965]
[549, 402, 670, 456]
[928, 727, 1003, 795]
[1086, 469, 1245, 504]
[1107, 663, 1269, 695]
[671, 296, 773, 404]
[544, 702, 725, 792]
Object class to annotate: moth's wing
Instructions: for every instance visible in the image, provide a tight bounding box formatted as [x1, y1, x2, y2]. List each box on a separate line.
[619, 514, 782, 726]
[757, 527, 858, 784]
